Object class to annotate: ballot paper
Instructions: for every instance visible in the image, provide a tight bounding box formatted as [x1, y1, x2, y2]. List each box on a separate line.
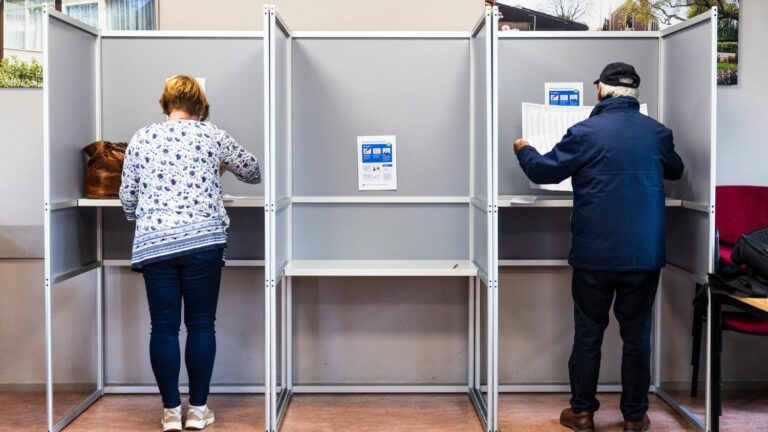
[521, 102, 648, 192]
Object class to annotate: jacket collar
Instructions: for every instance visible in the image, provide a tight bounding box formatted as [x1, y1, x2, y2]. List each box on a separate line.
[589, 96, 640, 117]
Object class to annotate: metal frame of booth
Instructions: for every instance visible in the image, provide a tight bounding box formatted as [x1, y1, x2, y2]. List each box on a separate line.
[495, 9, 718, 432]
[42, 4, 719, 432]
[262, 5, 500, 432]
[42, 8, 266, 432]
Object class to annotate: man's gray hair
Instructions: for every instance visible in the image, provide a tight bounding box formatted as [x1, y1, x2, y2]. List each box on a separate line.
[599, 82, 640, 99]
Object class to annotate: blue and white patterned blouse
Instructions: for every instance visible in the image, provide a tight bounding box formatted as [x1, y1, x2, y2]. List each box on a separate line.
[119, 120, 261, 270]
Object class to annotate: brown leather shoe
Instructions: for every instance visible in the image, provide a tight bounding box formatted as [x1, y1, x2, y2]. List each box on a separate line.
[623, 414, 651, 431]
[560, 408, 595, 431]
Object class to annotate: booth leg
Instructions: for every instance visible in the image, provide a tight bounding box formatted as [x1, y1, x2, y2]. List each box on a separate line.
[468, 276, 475, 390]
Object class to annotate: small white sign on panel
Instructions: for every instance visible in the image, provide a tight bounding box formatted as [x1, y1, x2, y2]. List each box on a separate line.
[357, 135, 397, 191]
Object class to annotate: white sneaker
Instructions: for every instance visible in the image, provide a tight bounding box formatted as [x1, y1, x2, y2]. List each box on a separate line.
[162, 407, 183, 432]
[185, 407, 215, 430]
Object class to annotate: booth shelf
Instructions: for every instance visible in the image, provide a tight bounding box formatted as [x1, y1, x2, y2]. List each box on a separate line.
[497, 195, 683, 208]
[76, 197, 265, 208]
[283, 260, 478, 277]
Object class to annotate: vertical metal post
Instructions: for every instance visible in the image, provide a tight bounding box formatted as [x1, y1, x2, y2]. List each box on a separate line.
[490, 7, 500, 431]
[286, 276, 293, 390]
[468, 277, 475, 389]
[262, 5, 272, 431]
[281, 275, 287, 390]
[96, 208, 105, 393]
[475, 276, 481, 389]
[42, 7, 53, 430]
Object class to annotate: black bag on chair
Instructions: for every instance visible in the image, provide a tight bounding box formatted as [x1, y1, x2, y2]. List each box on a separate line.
[731, 226, 768, 279]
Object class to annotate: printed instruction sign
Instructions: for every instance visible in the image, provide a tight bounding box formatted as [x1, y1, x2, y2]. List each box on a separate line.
[522, 102, 648, 192]
[357, 135, 397, 191]
[545, 82, 583, 107]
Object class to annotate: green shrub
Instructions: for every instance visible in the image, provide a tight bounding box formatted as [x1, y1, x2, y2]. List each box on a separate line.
[717, 42, 738, 54]
[0, 56, 44, 88]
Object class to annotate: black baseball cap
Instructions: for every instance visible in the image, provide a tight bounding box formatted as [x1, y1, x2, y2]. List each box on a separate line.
[593, 62, 641, 88]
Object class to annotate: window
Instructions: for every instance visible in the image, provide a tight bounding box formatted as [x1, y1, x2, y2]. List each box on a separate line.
[65, 1, 98, 28]
[4, 0, 52, 51]
[104, 0, 156, 31]
[65, 0, 157, 30]
[3, 0, 156, 51]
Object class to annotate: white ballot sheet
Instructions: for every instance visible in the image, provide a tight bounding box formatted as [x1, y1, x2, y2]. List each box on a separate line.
[357, 135, 397, 191]
[522, 102, 648, 192]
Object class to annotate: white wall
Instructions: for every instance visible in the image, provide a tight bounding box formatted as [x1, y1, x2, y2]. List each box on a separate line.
[2, 49, 43, 64]
[159, 0, 482, 31]
[716, 0, 768, 186]
[0, 89, 43, 258]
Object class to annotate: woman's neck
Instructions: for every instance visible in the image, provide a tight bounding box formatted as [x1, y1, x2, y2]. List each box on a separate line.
[167, 110, 199, 121]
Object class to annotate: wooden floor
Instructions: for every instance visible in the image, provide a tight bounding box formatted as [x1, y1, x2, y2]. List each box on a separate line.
[3, 391, 766, 431]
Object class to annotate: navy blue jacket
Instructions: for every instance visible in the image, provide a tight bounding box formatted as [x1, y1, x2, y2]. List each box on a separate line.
[516, 96, 684, 271]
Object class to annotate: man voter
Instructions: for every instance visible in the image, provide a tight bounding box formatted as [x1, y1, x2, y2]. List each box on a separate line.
[513, 62, 685, 432]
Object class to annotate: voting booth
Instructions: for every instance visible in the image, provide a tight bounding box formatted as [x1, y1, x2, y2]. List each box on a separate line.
[42, 8, 266, 431]
[262, 5, 499, 432]
[496, 10, 717, 431]
[42, 2, 721, 431]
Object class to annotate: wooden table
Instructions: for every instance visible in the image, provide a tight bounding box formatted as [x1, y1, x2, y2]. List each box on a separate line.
[710, 293, 768, 431]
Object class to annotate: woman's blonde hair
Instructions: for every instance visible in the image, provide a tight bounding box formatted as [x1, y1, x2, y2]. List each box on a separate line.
[159, 75, 210, 121]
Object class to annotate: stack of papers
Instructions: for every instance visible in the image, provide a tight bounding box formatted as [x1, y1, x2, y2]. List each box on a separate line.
[521, 102, 648, 192]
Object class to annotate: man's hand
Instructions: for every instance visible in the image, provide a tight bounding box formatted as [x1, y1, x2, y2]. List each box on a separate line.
[514, 139, 530, 154]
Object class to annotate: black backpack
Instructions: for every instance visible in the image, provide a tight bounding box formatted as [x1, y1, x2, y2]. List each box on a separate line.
[732, 226, 768, 280]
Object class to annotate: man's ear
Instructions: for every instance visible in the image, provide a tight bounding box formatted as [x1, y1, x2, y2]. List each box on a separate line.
[597, 84, 603, 101]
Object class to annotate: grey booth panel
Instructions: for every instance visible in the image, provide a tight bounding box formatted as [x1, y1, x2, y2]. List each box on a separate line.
[665, 207, 711, 277]
[47, 18, 98, 203]
[662, 23, 714, 205]
[498, 267, 624, 384]
[498, 208, 571, 260]
[659, 269, 701, 385]
[291, 38, 470, 196]
[51, 271, 98, 392]
[102, 207, 264, 261]
[274, 205, 289, 274]
[100, 37, 264, 197]
[292, 276, 468, 385]
[498, 37, 659, 196]
[292, 203, 469, 260]
[472, 204, 489, 274]
[51, 207, 97, 278]
[104, 267, 265, 385]
[472, 24, 489, 201]
[274, 25, 291, 202]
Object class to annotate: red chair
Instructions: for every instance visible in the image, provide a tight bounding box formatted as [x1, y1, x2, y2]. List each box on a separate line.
[690, 185, 768, 397]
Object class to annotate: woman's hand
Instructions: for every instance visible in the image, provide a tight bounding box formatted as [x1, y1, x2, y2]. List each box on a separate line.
[219, 164, 229, 176]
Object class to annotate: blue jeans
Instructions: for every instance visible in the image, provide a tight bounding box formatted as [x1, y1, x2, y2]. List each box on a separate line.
[142, 248, 224, 408]
[569, 268, 660, 422]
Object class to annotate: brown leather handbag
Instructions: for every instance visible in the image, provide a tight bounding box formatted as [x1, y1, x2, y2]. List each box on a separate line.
[83, 141, 128, 198]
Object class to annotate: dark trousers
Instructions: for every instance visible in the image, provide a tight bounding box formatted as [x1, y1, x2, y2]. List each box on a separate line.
[142, 248, 224, 408]
[569, 267, 660, 422]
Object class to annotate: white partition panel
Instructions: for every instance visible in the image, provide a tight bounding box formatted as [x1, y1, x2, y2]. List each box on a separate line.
[469, 8, 497, 431]
[498, 33, 660, 197]
[656, 10, 718, 432]
[266, 6, 293, 430]
[267, 5, 497, 431]
[661, 9, 718, 278]
[495, 33, 661, 407]
[100, 35, 264, 197]
[43, 8, 101, 432]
